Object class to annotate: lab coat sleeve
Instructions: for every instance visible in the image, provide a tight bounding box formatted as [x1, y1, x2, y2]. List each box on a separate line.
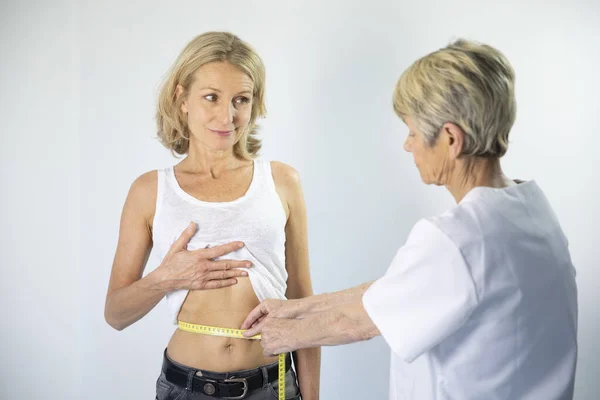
[362, 219, 479, 363]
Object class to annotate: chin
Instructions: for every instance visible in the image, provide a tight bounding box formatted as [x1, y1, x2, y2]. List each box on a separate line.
[420, 177, 441, 186]
[214, 144, 235, 153]
[211, 137, 236, 148]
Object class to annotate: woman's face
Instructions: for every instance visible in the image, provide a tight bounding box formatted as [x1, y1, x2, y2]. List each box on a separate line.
[179, 61, 254, 152]
[403, 117, 451, 186]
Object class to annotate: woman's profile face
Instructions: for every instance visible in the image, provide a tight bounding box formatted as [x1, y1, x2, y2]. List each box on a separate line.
[180, 61, 254, 152]
[403, 117, 449, 186]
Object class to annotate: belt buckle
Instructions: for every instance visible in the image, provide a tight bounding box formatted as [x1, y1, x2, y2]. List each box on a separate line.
[222, 377, 248, 399]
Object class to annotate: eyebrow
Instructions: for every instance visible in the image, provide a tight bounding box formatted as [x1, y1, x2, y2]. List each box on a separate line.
[199, 87, 253, 95]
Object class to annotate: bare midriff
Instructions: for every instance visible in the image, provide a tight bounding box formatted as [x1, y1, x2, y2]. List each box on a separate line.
[166, 277, 279, 372]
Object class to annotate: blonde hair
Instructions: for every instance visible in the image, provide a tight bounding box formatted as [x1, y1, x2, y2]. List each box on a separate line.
[393, 39, 516, 158]
[156, 32, 267, 158]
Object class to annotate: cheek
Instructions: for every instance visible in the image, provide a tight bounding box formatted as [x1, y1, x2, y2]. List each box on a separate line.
[427, 154, 447, 180]
[411, 146, 423, 162]
[186, 101, 210, 122]
[235, 106, 252, 126]
[197, 106, 213, 122]
[414, 149, 434, 175]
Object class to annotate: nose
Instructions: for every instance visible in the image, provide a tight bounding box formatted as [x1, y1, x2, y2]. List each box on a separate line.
[403, 136, 411, 153]
[217, 102, 235, 124]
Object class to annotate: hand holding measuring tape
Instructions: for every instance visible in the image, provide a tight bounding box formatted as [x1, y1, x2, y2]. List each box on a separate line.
[241, 299, 305, 356]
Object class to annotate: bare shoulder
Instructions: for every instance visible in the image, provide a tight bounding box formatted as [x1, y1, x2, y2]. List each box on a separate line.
[125, 170, 158, 223]
[270, 161, 302, 190]
[129, 170, 158, 199]
[269, 161, 305, 219]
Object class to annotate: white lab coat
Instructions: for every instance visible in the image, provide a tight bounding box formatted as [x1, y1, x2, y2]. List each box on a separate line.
[363, 181, 577, 400]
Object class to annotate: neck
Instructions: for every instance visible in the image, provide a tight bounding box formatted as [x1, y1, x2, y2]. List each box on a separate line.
[181, 140, 241, 174]
[445, 157, 512, 203]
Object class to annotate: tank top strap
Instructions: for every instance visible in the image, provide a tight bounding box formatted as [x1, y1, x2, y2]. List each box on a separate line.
[253, 159, 278, 194]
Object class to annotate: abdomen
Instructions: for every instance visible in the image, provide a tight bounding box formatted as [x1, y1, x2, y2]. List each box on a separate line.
[166, 277, 279, 371]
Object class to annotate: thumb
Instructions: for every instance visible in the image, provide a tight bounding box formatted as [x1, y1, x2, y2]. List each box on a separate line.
[168, 222, 196, 254]
[243, 318, 265, 338]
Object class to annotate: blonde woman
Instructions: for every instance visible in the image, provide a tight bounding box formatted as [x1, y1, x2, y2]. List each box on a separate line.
[105, 32, 320, 400]
[243, 40, 578, 400]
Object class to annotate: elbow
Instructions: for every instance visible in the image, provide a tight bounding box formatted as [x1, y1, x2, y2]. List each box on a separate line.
[105, 314, 128, 331]
[104, 311, 125, 331]
[107, 320, 126, 332]
[104, 301, 127, 331]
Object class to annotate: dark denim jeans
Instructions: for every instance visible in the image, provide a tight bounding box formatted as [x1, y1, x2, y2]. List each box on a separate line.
[156, 351, 301, 400]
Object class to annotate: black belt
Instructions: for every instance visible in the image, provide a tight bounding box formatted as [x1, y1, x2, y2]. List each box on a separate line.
[162, 352, 291, 399]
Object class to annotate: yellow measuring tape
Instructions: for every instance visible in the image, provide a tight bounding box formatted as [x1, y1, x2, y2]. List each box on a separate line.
[178, 321, 286, 399]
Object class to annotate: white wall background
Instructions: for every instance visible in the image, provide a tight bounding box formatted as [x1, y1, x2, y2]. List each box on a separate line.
[1, 0, 599, 399]
[1, 1, 81, 400]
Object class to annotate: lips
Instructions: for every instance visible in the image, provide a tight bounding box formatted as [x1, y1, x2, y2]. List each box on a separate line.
[210, 129, 233, 137]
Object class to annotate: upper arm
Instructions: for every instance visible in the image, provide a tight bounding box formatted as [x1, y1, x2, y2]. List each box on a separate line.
[271, 161, 313, 299]
[106, 171, 157, 299]
[362, 220, 478, 362]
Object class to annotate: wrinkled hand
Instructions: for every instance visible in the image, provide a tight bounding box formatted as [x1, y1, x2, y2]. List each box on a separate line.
[157, 222, 252, 290]
[241, 299, 303, 330]
[244, 316, 301, 356]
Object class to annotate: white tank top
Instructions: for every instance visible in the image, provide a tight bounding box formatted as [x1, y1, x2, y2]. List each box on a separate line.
[152, 159, 288, 324]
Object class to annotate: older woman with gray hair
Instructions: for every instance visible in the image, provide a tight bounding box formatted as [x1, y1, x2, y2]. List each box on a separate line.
[241, 39, 578, 400]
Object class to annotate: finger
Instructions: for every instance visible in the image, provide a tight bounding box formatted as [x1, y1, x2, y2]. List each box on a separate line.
[210, 259, 253, 271]
[243, 317, 265, 337]
[251, 314, 266, 328]
[203, 279, 238, 290]
[263, 349, 277, 358]
[241, 303, 269, 330]
[199, 241, 245, 260]
[168, 222, 196, 254]
[205, 269, 248, 281]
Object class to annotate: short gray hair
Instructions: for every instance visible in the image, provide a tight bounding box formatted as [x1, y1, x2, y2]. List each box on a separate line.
[393, 39, 516, 158]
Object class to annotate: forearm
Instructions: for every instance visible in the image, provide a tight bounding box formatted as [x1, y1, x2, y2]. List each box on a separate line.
[104, 268, 171, 330]
[294, 301, 380, 349]
[295, 281, 374, 318]
[293, 347, 320, 400]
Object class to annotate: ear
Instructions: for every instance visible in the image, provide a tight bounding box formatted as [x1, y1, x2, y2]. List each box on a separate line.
[441, 122, 465, 160]
[176, 84, 188, 114]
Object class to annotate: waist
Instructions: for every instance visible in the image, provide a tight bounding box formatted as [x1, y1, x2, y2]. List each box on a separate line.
[162, 348, 291, 398]
[168, 279, 278, 371]
[168, 329, 279, 371]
